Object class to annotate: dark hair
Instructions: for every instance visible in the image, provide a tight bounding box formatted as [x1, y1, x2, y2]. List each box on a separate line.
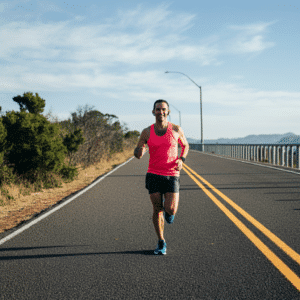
[153, 99, 169, 111]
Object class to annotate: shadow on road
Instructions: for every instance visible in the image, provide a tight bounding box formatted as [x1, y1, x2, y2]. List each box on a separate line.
[0, 249, 155, 260]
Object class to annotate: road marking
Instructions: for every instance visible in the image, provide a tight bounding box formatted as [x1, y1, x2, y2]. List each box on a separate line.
[182, 164, 300, 292]
[183, 163, 300, 265]
[0, 157, 135, 246]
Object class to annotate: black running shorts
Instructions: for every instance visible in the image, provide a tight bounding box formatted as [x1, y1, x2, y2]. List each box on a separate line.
[145, 173, 180, 195]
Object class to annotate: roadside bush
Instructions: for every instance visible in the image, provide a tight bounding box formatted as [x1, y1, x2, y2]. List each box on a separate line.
[21, 169, 63, 191]
[0, 165, 15, 186]
[59, 164, 79, 182]
[0, 109, 7, 166]
[2, 92, 67, 175]
[124, 130, 140, 139]
[63, 128, 85, 166]
[60, 105, 128, 167]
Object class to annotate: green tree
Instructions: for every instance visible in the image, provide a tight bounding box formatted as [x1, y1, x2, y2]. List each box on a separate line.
[13, 92, 45, 114]
[0, 114, 7, 166]
[2, 93, 67, 175]
[62, 105, 128, 166]
[63, 128, 85, 165]
[124, 130, 140, 139]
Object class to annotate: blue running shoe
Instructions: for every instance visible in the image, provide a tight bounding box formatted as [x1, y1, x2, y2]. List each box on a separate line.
[154, 240, 167, 255]
[164, 211, 175, 224]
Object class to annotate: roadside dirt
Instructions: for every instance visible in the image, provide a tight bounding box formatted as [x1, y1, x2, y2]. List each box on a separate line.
[0, 148, 135, 234]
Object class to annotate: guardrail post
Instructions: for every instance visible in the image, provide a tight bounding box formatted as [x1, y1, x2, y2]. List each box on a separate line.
[273, 146, 276, 165]
[249, 146, 251, 160]
[291, 146, 294, 168]
[248, 145, 250, 161]
[298, 146, 300, 169]
[264, 146, 267, 162]
[255, 145, 258, 161]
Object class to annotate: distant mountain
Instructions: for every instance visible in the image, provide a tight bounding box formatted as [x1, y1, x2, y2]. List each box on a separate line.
[187, 132, 299, 144]
[278, 135, 300, 144]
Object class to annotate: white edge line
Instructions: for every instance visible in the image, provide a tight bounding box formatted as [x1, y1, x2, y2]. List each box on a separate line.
[190, 149, 300, 176]
[0, 156, 136, 246]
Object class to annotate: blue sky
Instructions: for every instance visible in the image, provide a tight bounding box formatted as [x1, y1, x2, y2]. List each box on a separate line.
[0, 0, 299, 140]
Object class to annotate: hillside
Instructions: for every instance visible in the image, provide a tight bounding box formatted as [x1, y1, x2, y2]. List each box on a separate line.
[187, 132, 299, 145]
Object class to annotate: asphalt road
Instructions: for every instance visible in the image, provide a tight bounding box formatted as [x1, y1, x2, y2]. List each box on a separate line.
[1, 150, 300, 299]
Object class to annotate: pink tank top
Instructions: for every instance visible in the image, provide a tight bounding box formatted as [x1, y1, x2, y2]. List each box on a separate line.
[147, 122, 179, 177]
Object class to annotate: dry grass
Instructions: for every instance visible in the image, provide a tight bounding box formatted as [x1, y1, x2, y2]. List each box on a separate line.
[0, 147, 135, 233]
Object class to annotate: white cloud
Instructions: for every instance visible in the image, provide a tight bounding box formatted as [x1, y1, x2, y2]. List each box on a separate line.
[0, 4, 218, 85]
[114, 3, 195, 33]
[0, 4, 278, 96]
[226, 22, 276, 54]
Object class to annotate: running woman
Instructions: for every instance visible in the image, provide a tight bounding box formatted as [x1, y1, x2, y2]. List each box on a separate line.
[134, 99, 189, 255]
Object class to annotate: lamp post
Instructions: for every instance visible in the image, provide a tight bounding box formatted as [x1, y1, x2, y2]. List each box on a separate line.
[169, 104, 181, 127]
[165, 71, 203, 150]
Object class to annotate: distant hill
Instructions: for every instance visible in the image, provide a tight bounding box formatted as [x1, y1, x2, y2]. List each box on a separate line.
[187, 132, 299, 144]
[278, 135, 300, 144]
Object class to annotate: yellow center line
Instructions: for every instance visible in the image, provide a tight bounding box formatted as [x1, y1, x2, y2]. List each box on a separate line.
[183, 163, 300, 266]
[182, 165, 300, 292]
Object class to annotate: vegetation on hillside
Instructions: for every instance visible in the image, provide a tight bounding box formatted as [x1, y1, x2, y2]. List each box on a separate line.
[0, 92, 140, 204]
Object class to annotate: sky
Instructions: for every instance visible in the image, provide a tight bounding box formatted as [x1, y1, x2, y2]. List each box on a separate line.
[0, 0, 299, 140]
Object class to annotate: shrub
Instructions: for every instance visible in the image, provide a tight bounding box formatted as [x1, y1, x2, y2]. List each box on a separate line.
[2, 92, 67, 175]
[59, 164, 79, 182]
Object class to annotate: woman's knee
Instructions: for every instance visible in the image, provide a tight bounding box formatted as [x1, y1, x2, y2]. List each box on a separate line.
[164, 192, 179, 215]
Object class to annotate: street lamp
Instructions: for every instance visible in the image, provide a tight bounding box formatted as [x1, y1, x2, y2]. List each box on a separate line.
[169, 104, 181, 127]
[165, 71, 203, 150]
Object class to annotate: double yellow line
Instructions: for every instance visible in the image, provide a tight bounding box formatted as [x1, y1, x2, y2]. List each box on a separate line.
[182, 163, 300, 291]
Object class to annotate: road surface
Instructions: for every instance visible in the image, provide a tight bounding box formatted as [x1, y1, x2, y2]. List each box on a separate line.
[1, 151, 300, 299]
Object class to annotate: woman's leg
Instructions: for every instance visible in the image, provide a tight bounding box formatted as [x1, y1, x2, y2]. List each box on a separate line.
[150, 192, 165, 240]
[164, 192, 179, 216]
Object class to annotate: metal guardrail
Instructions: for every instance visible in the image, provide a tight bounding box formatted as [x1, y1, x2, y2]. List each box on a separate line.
[190, 144, 300, 170]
